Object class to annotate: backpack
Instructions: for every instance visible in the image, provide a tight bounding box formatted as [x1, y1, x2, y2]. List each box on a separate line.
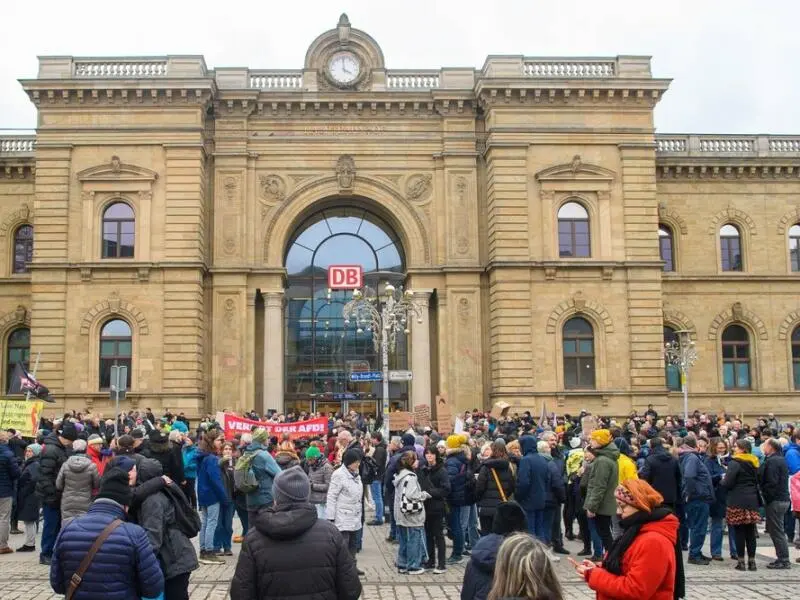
[360, 455, 379, 484]
[234, 451, 260, 494]
[162, 483, 201, 538]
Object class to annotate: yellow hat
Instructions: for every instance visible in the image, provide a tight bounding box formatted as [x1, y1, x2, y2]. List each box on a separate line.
[446, 435, 462, 449]
[590, 429, 613, 447]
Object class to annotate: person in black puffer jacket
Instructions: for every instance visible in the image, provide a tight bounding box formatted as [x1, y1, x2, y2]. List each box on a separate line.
[230, 466, 361, 600]
[419, 444, 451, 572]
[640, 436, 682, 508]
[36, 424, 75, 564]
[143, 429, 185, 483]
[475, 441, 515, 535]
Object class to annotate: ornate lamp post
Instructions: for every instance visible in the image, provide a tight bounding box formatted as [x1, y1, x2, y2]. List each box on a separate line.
[343, 282, 422, 435]
[663, 329, 698, 421]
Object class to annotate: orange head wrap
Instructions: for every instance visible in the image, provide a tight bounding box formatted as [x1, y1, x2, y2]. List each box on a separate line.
[614, 479, 664, 513]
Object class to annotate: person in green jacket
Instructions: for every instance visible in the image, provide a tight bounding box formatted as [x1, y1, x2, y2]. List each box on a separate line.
[583, 429, 619, 557]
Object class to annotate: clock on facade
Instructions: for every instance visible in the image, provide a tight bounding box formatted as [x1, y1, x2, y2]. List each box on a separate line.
[327, 51, 361, 86]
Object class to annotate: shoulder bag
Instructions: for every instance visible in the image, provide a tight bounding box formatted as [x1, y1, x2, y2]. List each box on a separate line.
[65, 519, 123, 600]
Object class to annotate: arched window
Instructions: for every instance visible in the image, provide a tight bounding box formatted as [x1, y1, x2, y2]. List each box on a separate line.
[789, 224, 800, 272]
[720, 224, 742, 271]
[658, 225, 674, 272]
[792, 326, 800, 390]
[722, 324, 750, 390]
[558, 202, 590, 258]
[102, 202, 135, 258]
[663, 326, 681, 391]
[12, 225, 33, 274]
[99, 319, 132, 389]
[5, 327, 29, 393]
[563, 316, 595, 389]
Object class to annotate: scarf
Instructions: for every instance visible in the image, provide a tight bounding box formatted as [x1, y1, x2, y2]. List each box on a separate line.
[602, 506, 685, 600]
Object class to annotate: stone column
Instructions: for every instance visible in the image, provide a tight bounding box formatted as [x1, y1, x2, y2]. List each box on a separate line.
[262, 291, 284, 414]
[411, 291, 433, 410]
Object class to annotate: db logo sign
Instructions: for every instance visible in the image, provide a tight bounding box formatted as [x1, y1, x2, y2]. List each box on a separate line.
[328, 265, 363, 290]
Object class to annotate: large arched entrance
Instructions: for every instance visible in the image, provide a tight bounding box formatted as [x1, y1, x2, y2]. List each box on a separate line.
[283, 205, 410, 417]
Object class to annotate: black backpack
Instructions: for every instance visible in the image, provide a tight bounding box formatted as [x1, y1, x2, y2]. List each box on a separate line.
[162, 482, 201, 538]
[360, 455, 379, 484]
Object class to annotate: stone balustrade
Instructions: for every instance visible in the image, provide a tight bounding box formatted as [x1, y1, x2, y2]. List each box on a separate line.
[74, 60, 168, 78]
[523, 59, 615, 78]
[386, 71, 441, 89]
[249, 71, 303, 89]
[656, 135, 800, 157]
[0, 136, 36, 154]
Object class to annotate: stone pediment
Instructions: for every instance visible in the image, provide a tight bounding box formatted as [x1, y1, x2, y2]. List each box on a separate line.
[535, 155, 615, 183]
[77, 155, 158, 183]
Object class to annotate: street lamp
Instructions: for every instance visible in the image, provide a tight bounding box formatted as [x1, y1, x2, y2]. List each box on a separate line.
[663, 329, 698, 421]
[343, 282, 422, 436]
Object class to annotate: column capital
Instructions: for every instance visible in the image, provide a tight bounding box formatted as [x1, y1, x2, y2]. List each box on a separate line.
[262, 290, 284, 308]
[411, 288, 433, 308]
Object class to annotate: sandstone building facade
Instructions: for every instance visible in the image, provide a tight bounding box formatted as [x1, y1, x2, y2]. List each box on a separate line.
[0, 15, 799, 419]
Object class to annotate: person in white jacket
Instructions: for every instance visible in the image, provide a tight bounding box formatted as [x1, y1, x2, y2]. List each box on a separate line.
[393, 451, 431, 575]
[326, 448, 364, 576]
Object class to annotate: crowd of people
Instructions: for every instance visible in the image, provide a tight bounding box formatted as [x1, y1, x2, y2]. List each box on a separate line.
[0, 404, 799, 599]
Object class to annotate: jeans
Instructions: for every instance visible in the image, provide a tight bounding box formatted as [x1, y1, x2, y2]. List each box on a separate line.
[235, 503, 249, 534]
[370, 481, 384, 524]
[551, 502, 565, 549]
[40, 504, 61, 559]
[462, 504, 479, 549]
[397, 525, 426, 570]
[587, 514, 604, 557]
[684, 500, 710, 559]
[213, 502, 235, 551]
[199, 503, 220, 552]
[710, 517, 738, 557]
[389, 503, 398, 540]
[425, 516, 446, 569]
[541, 506, 555, 545]
[676, 503, 688, 549]
[449, 505, 464, 557]
[315, 503, 327, 519]
[765, 500, 790, 561]
[0, 497, 11, 548]
[524, 509, 546, 541]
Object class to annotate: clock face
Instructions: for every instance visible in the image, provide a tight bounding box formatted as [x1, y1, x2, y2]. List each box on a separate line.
[327, 51, 361, 85]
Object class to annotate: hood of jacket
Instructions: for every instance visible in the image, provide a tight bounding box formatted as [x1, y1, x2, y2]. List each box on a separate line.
[481, 457, 511, 471]
[254, 502, 317, 540]
[42, 431, 65, 450]
[593, 443, 620, 462]
[245, 442, 266, 453]
[393, 468, 417, 487]
[638, 512, 679, 546]
[469, 533, 504, 574]
[520, 435, 538, 456]
[64, 454, 92, 472]
[148, 439, 170, 455]
[649, 446, 673, 462]
[733, 453, 760, 469]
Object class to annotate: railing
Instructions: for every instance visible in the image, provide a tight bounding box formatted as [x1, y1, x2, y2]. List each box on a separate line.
[74, 60, 168, 78]
[656, 134, 800, 157]
[523, 59, 615, 78]
[386, 71, 441, 89]
[0, 136, 36, 154]
[249, 71, 303, 89]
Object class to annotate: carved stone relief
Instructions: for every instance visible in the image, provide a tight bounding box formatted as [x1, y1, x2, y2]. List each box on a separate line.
[406, 174, 432, 203]
[223, 297, 236, 327]
[219, 174, 241, 257]
[259, 174, 286, 203]
[453, 177, 470, 256]
[336, 155, 356, 190]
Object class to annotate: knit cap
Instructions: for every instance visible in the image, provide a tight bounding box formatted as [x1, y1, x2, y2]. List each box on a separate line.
[614, 479, 664, 513]
[60, 421, 78, 442]
[401, 433, 416, 448]
[26, 443, 42, 456]
[590, 429, 612, 447]
[87, 434, 104, 446]
[252, 428, 269, 444]
[273, 465, 310, 506]
[96, 467, 133, 507]
[305, 446, 321, 460]
[446, 434, 462, 449]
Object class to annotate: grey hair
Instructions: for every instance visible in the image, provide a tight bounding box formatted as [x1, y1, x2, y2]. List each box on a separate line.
[168, 429, 183, 443]
[241, 433, 253, 445]
[537, 440, 551, 455]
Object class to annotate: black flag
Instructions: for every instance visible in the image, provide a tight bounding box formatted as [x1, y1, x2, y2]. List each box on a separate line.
[8, 362, 53, 402]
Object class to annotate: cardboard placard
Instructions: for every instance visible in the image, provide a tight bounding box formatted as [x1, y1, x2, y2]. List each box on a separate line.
[413, 403, 431, 428]
[491, 401, 511, 419]
[581, 414, 598, 437]
[435, 394, 452, 435]
[389, 411, 413, 432]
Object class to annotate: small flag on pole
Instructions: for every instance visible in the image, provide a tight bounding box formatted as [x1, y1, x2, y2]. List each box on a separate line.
[8, 362, 53, 402]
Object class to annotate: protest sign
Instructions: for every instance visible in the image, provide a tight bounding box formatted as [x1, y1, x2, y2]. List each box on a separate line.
[0, 399, 44, 437]
[490, 401, 510, 419]
[218, 412, 328, 440]
[435, 394, 452, 435]
[413, 404, 431, 428]
[389, 411, 413, 432]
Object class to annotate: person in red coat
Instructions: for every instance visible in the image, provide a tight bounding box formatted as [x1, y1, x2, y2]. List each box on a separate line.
[572, 479, 685, 600]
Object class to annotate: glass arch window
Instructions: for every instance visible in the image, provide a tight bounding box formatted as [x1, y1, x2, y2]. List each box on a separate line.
[558, 201, 590, 258]
[99, 319, 132, 389]
[12, 225, 33, 274]
[789, 224, 800, 272]
[102, 202, 135, 258]
[6, 328, 29, 393]
[284, 207, 407, 413]
[792, 326, 800, 390]
[563, 316, 595, 389]
[720, 224, 742, 271]
[722, 324, 750, 390]
[659, 225, 674, 272]
[663, 326, 681, 391]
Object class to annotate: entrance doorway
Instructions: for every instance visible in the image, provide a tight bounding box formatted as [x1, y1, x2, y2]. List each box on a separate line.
[283, 205, 409, 417]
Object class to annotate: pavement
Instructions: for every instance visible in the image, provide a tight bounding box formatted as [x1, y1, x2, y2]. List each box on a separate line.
[3, 509, 800, 599]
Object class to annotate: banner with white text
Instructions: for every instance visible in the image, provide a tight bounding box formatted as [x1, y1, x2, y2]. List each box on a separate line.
[217, 412, 328, 441]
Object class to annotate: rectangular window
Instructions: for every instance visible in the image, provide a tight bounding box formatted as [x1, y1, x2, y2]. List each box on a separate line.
[791, 238, 800, 272]
[666, 364, 681, 391]
[99, 358, 132, 389]
[721, 237, 742, 271]
[660, 237, 674, 271]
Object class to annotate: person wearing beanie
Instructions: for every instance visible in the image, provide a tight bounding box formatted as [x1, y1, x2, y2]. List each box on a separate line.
[0, 430, 20, 554]
[15, 444, 42, 552]
[444, 429, 472, 564]
[239, 427, 281, 524]
[230, 466, 361, 600]
[460, 501, 529, 600]
[50, 468, 164, 600]
[86, 434, 109, 477]
[143, 426, 185, 484]
[35, 420, 75, 564]
[573, 479, 684, 600]
[583, 428, 620, 558]
[305, 445, 334, 519]
[326, 449, 365, 576]
[55, 438, 99, 525]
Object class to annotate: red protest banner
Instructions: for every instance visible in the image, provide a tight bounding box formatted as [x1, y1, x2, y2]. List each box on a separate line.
[219, 412, 328, 441]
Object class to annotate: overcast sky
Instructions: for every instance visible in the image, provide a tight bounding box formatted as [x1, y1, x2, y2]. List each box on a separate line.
[1, 0, 797, 134]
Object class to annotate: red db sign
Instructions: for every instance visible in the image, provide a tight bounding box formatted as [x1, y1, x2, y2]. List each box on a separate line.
[328, 265, 363, 289]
